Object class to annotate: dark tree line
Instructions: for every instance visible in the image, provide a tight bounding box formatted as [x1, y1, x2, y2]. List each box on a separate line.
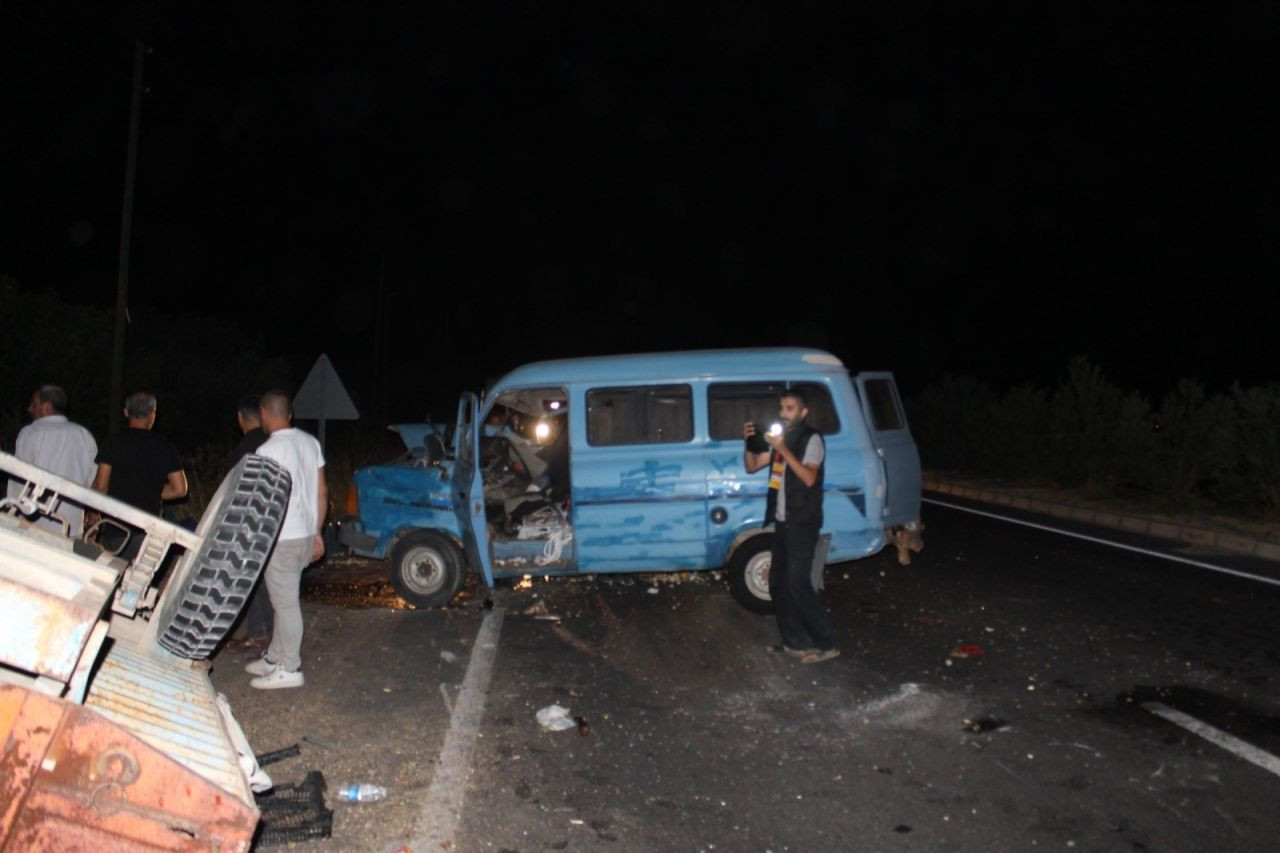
[2, 277, 292, 459]
[906, 357, 1280, 513]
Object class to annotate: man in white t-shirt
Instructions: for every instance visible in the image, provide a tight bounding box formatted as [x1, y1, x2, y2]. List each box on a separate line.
[7, 384, 98, 536]
[244, 390, 326, 689]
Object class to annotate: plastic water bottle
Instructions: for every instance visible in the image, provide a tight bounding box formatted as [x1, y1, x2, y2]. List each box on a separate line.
[336, 783, 386, 803]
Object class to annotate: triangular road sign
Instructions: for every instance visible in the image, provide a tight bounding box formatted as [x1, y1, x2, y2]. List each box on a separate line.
[294, 354, 359, 421]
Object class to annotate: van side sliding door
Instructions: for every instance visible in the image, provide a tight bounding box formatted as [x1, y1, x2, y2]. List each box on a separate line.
[572, 384, 707, 572]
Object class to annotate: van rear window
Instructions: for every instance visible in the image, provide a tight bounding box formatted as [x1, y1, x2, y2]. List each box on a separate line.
[587, 385, 693, 446]
[707, 383, 839, 439]
[861, 379, 904, 431]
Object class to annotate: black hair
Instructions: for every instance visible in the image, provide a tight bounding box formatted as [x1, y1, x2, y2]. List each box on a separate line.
[237, 395, 261, 420]
[779, 388, 808, 408]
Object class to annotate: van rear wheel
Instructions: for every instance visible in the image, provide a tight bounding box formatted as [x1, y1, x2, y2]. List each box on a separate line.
[727, 534, 774, 614]
[389, 530, 465, 607]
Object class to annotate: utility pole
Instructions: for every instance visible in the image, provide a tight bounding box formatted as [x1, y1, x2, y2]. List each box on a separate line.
[370, 252, 388, 426]
[109, 39, 145, 434]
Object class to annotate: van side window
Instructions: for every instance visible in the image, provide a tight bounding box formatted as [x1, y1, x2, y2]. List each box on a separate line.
[587, 385, 694, 446]
[707, 382, 840, 438]
[862, 379, 904, 430]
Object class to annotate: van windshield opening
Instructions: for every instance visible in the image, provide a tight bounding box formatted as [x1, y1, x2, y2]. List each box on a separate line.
[480, 387, 572, 568]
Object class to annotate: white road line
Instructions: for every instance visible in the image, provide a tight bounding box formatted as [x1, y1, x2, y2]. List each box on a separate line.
[1142, 702, 1280, 778]
[411, 606, 506, 850]
[923, 497, 1280, 588]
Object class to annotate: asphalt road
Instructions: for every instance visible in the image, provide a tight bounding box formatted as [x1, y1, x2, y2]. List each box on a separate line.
[217, 502, 1280, 852]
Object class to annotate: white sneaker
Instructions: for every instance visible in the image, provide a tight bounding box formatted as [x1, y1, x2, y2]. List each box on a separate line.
[244, 656, 278, 676]
[250, 667, 304, 690]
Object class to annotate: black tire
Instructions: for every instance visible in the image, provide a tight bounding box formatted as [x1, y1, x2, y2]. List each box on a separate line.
[156, 455, 292, 659]
[388, 530, 466, 607]
[727, 533, 775, 614]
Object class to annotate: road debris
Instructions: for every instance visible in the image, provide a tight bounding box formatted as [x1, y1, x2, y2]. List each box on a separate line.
[536, 704, 578, 731]
[254, 770, 334, 845]
[255, 743, 302, 766]
[963, 717, 1008, 733]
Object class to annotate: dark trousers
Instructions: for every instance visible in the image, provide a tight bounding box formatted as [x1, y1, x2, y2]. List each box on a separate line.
[770, 521, 834, 651]
[242, 576, 274, 639]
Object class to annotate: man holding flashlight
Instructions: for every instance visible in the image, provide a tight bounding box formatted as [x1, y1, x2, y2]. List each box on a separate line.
[743, 390, 838, 664]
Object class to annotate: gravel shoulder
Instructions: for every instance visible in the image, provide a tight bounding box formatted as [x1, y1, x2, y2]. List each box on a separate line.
[924, 473, 1280, 553]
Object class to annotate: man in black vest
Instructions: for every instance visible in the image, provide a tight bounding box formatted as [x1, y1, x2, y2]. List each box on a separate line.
[744, 390, 839, 664]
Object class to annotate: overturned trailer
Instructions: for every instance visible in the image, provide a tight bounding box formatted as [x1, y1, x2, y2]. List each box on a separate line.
[1, 451, 290, 851]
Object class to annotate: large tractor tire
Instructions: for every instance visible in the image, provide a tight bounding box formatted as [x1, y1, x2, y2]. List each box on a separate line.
[156, 455, 291, 659]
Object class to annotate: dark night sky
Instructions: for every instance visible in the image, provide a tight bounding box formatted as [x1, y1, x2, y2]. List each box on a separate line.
[4, 2, 1278, 423]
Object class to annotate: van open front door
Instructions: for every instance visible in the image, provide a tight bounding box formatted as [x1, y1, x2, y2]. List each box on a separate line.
[854, 373, 922, 529]
[452, 392, 495, 589]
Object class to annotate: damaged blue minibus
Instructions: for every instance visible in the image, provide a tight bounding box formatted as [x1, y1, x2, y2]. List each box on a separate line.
[338, 348, 922, 612]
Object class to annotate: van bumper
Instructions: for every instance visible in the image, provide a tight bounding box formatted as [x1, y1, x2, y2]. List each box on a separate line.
[337, 515, 378, 553]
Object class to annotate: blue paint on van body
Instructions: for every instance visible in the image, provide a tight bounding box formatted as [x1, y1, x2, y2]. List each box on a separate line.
[339, 348, 920, 591]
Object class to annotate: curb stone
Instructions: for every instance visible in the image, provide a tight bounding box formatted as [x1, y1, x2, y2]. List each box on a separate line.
[923, 475, 1280, 563]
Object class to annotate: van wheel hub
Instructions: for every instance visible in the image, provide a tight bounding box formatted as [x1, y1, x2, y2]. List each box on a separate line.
[744, 551, 772, 601]
[402, 546, 447, 594]
[727, 535, 776, 614]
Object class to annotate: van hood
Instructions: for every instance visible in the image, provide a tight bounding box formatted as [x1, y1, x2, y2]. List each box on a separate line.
[355, 459, 455, 511]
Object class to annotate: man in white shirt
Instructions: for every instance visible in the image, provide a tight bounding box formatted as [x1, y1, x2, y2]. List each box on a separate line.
[243, 390, 327, 690]
[7, 385, 98, 536]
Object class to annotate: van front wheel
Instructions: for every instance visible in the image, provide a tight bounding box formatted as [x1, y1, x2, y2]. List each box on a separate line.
[389, 530, 465, 607]
[727, 535, 774, 614]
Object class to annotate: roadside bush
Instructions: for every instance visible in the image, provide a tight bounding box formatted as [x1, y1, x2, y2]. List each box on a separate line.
[1204, 384, 1280, 510]
[906, 359, 1279, 514]
[987, 384, 1052, 479]
[903, 373, 998, 471]
[173, 423, 405, 523]
[176, 441, 236, 525]
[1152, 380, 1231, 501]
[1048, 356, 1153, 490]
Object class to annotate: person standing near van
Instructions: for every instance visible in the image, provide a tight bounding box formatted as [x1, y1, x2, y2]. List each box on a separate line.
[244, 390, 326, 690]
[744, 390, 839, 664]
[226, 395, 272, 649]
[8, 384, 98, 536]
[92, 392, 188, 561]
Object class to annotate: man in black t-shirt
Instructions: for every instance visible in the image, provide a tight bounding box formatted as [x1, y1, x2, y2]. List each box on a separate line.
[227, 395, 268, 469]
[91, 391, 188, 561]
[226, 395, 272, 648]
